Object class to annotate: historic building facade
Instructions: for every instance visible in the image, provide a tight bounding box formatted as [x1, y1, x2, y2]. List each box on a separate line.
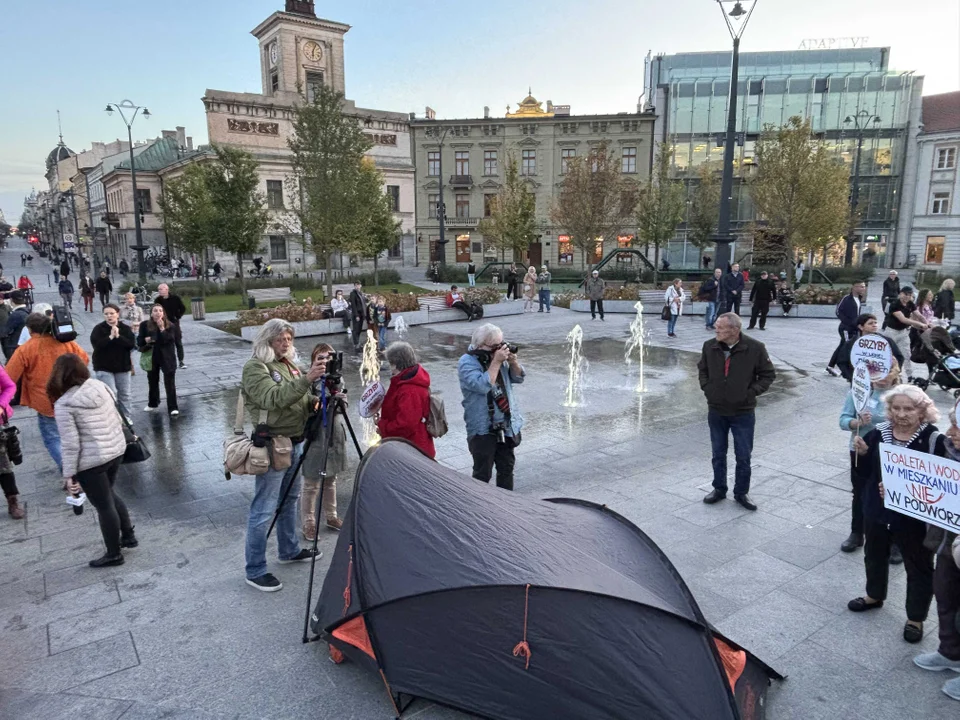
[410, 93, 655, 270]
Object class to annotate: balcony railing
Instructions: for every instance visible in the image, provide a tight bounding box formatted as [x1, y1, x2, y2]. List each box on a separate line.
[104, 212, 120, 227]
[449, 175, 473, 187]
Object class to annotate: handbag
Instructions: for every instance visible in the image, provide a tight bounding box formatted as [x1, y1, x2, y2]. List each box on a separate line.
[0, 410, 22, 465]
[115, 401, 151, 464]
[139, 348, 153, 372]
[660, 304, 671, 321]
[223, 393, 271, 478]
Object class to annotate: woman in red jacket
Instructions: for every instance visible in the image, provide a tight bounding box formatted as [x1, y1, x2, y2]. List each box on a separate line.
[17, 275, 33, 290]
[378, 342, 436, 459]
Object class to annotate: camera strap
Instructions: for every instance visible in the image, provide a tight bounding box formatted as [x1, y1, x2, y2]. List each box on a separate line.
[234, 393, 267, 434]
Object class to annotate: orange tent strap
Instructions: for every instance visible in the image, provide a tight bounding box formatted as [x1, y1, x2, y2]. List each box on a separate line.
[332, 615, 376, 660]
[512, 584, 533, 670]
[714, 637, 747, 692]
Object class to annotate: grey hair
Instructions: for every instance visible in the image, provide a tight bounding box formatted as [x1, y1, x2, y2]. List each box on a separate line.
[882, 383, 940, 424]
[252, 318, 296, 363]
[716, 312, 742, 330]
[384, 341, 418, 370]
[941, 278, 955, 292]
[470, 323, 503, 348]
[31, 302, 53, 316]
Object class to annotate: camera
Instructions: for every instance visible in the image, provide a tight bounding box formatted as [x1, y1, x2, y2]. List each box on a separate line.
[325, 351, 343, 380]
[312, 351, 345, 397]
[500, 342, 519, 355]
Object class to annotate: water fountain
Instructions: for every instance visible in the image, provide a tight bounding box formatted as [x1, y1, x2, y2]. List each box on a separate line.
[393, 315, 408, 339]
[562, 324, 585, 407]
[359, 330, 382, 447]
[624, 301, 646, 392]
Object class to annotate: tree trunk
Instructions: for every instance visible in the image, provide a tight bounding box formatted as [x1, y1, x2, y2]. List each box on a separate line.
[653, 244, 660, 288]
[237, 253, 246, 297]
[200, 250, 207, 301]
[325, 249, 334, 301]
[373, 254, 379, 287]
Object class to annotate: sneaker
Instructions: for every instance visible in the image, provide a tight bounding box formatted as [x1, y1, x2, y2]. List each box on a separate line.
[326, 517, 343, 531]
[825, 366, 842, 377]
[914, 652, 960, 672]
[178, 363, 187, 369]
[840, 532, 864, 553]
[246, 573, 282, 592]
[170, 410, 180, 417]
[144, 405, 157, 412]
[120, 527, 138, 549]
[890, 545, 903, 565]
[278, 548, 322, 564]
[944, 676, 960, 701]
[89, 553, 124, 568]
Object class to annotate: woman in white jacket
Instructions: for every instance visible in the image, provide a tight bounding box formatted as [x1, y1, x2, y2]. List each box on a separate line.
[664, 279, 685, 338]
[47, 353, 136, 568]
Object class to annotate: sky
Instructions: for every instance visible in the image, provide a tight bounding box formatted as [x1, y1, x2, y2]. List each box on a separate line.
[2, 0, 958, 223]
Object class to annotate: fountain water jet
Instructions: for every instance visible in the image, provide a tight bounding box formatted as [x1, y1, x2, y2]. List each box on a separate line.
[624, 301, 646, 392]
[359, 330, 382, 447]
[562, 324, 585, 407]
[393, 315, 408, 339]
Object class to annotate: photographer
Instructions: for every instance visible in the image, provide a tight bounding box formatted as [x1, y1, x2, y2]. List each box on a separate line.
[457, 323, 525, 491]
[241, 319, 325, 592]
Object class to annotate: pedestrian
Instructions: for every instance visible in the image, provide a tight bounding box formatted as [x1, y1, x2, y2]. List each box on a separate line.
[378, 341, 436, 458]
[367, 295, 391, 350]
[240, 319, 326, 592]
[79, 274, 95, 313]
[19, 253, 25, 268]
[935, 279, 956, 322]
[702, 254, 712, 269]
[1, 291, 30, 361]
[699, 313, 776, 511]
[885, 286, 927, 380]
[59, 258, 70, 280]
[58, 277, 74, 311]
[827, 281, 866, 377]
[699, 267, 723, 330]
[521, 266, 537, 313]
[458, 323, 525, 491]
[118, 258, 129, 277]
[153, 283, 186, 369]
[445, 285, 475, 320]
[721, 263, 745, 316]
[836, 313, 905, 383]
[0, 364, 22, 519]
[882, 270, 900, 314]
[467, 261, 476, 287]
[537, 265, 552, 313]
[47, 354, 136, 568]
[90, 304, 136, 414]
[119, 293, 144, 335]
[5, 313, 89, 473]
[329, 289, 351, 331]
[747, 270, 777, 330]
[914, 288, 936, 326]
[848, 384, 942, 644]
[794, 260, 804, 289]
[17, 275, 33, 292]
[95, 272, 113, 309]
[506, 264, 519, 301]
[138, 304, 180, 416]
[348, 280, 367, 352]
[664, 278, 684, 338]
[299, 343, 344, 538]
[585, 269, 605, 321]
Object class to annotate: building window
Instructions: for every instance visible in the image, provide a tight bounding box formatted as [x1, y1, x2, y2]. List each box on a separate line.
[561, 148, 576, 174]
[925, 236, 945, 264]
[135, 189, 152, 213]
[455, 194, 470, 218]
[455, 151, 469, 176]
[269, 236, 287, 261]
[616, 234, 635, 262]
[427, 151, 440, 177]
[388, 240, 402, 258]
[933, 192, 951, 215]
[266, 180, 284, 209]
[521, 150, 536, 176]
[621, 147, 637, 174]
[484, 194, 496, 217]
[387, 185, 400, 211]
[558, 235, 573, 264]
[483, 150, 498, 175]
[305, 71, 324, 103]
[270, 72, 279, 93]
[937, 148, 957, 170]
[428, 194, 439, 219]
[456, 234, 471, 262]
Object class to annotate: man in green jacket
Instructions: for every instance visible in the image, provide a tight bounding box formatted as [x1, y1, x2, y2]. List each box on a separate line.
[241, 319, 327, 592]
[698, 313, 776, 511]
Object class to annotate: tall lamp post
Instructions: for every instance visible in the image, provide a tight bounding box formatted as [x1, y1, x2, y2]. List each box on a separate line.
[105, 100, 151, 282]
[843, 109, 880, 267]
[711, 0, 757, 273]
[431, 125, 451, 266]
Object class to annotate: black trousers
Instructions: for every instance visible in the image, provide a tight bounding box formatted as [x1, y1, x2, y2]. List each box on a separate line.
[452, 301, 473, 319]
[0, 472, 18, 498]
[849, 451, 864, 534]
[350, 314, 365, 347]
[506, 281, 518, 300]
[76, 456, 131, 556]
[98, 291, 109, 308]
[468, 433, 516, 491]
[332, 309, 350, 328]
[590, 299, 605, 319]
[172, 321, 184, 364]
[828, 325, 852, 368]
[863, 519, 934, 622]
[748, 302, 770, 329]
[935, 552, 960, 660]
[724, 294, 741, 316]
[147, 365, 179, 412]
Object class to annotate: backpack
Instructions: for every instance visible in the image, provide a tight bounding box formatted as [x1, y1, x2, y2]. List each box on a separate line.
[51, 306, 78, 343]
[470, 302, 484, 319]
[425, 392, 448, 438]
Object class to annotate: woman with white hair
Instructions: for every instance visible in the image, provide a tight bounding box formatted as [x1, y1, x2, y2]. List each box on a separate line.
[935, 278, 956, 322]
[240, 319, 326, 592]
[849, 384, 945, 644]
[17, 303, 52, 346]
[521, 266, 537, 313]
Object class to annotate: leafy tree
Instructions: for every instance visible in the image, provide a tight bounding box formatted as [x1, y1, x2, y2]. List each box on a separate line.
[158, 162, 216, 299]
[550, 140, 638, 270]
[343, 161, 402, 286]
[751, 116, 850, 278]
[635, 144, 686, 286]
[687, 162, 720, 253]
[477, 153, 536, 263]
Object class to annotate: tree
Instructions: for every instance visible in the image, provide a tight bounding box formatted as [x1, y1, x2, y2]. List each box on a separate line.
[551, 140, 638, 270]
[284, 83, 373, 298]
[477, 153, 536, 263]
[158, 162, 216, 299]
[343, 161, 402, 286]
[751, 116, 851, 278]
[687, 162, 720, 256]
[635, 144, 686, 286]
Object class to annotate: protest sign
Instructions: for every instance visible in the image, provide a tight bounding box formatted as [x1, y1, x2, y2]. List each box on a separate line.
[850, 334, 894, 377]
[358, 380, 385, 418]
[852, 363, 872, 414]
[879, 443, 960, 533]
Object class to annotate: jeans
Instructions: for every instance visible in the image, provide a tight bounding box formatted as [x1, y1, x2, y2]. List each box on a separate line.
[245, 441, 305, 580]
[96, 370, 133, 415]
[667, 312, 679, 334]
[590, 299, 605, 319]
[378, 326, 387, 349]
[708, 410, 755, 496]
[863, 519, 933, 622]
[147, 365, 178, 412]
[60, 293, 73, 310]
[37, 414, 62, 472]
[468, 273, 476, 287]
[538, 289, 551, 312]
[76, 456, 131, 556]
[468, 433, 516, 490]
[350, 314, 365, 348]
[705, 301, 717, 328]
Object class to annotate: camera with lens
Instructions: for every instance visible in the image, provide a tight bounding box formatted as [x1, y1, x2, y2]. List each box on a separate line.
[470, 341, 518, 368]
[312, 350, 345, 397]
[500, 342, 519, 355]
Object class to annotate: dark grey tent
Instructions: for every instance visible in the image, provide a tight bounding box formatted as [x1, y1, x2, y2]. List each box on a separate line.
[312, 440, 782, 719]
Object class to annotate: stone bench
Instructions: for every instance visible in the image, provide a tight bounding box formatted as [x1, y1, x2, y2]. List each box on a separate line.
[247, 287, 292, 305]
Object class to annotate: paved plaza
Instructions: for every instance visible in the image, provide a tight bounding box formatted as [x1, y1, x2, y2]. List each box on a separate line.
[0, 242, 956, 719]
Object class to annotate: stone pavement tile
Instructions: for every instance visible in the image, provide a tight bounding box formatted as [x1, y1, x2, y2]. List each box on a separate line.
[43, 549, 189, 597]
[761, 524, 849, 570]
[631, 514, 703, 550]
[0, 573, 44, 611]
[0, 624, 48, 668]
[683, 575, 747, 624]
[146, 492, 249, 521]
[0, 631, 139, 693]
[759, 494, 849, 527]
[0, 515, 28, 543]
[671, 497, 751, 528]
[115, 700, 230, 720]
[697, 549, 806, 605]
[206, 505, 250, 531]
[678, 516, 785, 567]
[0, 537, 43, 587]
[716, 589, 835, 662]
[0, 578, 118, 644]
[0, 689, 133, 720]
[662, 541, 724, 580]
[781, 554, 868, 615]
[847, 662, 960, 720]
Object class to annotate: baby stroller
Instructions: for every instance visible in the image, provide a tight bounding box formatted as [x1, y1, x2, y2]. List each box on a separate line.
[910, 326, 960, 397]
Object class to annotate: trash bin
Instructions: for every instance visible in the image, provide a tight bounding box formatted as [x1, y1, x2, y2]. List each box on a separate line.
[191, 297, 206, 320]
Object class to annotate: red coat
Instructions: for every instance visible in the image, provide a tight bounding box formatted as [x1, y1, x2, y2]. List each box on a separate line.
[377, 364, 436, 459]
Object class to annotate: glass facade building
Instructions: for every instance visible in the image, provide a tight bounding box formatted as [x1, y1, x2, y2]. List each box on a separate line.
[644, 48, 922, 265]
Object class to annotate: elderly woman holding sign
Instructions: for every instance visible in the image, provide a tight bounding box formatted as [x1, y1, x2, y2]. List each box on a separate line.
[849, 384, 945, 644]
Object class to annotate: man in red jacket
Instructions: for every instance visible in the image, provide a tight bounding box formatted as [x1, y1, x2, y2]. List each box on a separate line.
[445, 285, 475, 321]
[377, 341, 436, 458]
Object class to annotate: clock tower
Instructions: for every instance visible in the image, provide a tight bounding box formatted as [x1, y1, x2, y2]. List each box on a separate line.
[253, 1, 349, 99]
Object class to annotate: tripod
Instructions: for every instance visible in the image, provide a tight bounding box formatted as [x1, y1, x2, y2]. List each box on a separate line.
[266, 377, 364, 642]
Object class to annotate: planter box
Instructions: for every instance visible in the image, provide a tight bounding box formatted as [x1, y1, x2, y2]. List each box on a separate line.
[568, 299, 872, 319]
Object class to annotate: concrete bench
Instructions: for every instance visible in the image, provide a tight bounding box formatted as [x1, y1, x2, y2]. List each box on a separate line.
[247, 287, 293, 305]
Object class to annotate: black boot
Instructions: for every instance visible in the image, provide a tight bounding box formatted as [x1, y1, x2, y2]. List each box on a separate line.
[703, 489, 726, 504]
[89, 553, 124, 568]
[840, 532, 864, 553]
[120, 527, 138, 549]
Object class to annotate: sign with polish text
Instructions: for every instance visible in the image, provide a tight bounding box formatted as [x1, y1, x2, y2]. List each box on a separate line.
[879, 443, 960, 533]
[850, 334, 894, 378]
[852, 363, 872, 415]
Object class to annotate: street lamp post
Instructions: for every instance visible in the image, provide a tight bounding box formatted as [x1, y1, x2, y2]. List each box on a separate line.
[105, 100, 151, 282]
[433, 126, 450, 266]
[711, 0, 757, 273]
[843, 109, 881, 267]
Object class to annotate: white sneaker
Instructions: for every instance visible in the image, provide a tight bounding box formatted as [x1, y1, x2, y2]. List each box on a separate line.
[144, 405, 157, 412]
[170, 410, 180, 417]
[825, 366, 841, 377]
[944, 676, 960, 701]
[914, 652, 960, 672]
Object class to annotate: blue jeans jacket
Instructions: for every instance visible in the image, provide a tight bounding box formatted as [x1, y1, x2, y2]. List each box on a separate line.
[458, 351, 525, 438]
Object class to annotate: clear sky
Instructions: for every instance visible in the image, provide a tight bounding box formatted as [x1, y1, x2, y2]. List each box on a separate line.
[2, 0, 958, 223]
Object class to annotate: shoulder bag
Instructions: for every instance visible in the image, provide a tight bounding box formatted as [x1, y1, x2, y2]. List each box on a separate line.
[115, 400, 151, 464]
[139, 347, 153, 372]
[223, 392, 294, 477]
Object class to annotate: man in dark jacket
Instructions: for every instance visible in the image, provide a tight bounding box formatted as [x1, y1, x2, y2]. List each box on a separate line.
[720, 263, 745, 315]
[881, 270, 900, 314]
[698, 313, 776, 511]
[348, 280, 367, 352]
[153, 283, 187, 369]
[95, 272, 113, 309]
[506, 264, 519, 301]
[59, 259, 70, 280]
[747, 270, 777, 330]
[699, 268, 722, 329]
[827, 281, 865, 377]
[1, 291, 30, 360]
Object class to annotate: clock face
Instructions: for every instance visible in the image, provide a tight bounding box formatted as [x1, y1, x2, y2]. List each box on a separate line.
[302, 40, 323, 62]
[269, 43, 278, 66]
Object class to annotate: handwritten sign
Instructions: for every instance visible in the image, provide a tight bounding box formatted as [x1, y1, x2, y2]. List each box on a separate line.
[852, 362, 872, 414]
[358, 381, 385, 418]
[879, 443, 960, 533]
[850, 334, 894, 377]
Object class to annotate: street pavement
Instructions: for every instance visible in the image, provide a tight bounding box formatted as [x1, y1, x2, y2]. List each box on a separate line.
[0, 242, 956, 719]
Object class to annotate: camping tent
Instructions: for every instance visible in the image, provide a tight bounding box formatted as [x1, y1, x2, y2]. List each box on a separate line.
[312, 440, 781, 719]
